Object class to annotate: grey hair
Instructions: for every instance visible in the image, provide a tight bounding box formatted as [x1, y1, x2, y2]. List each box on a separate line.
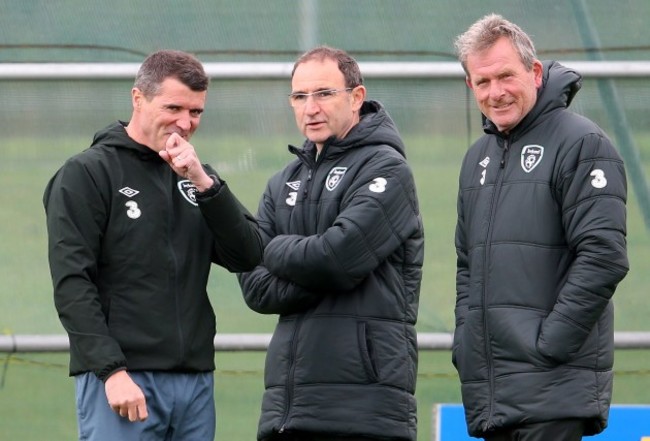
[454, 14, 537, 75]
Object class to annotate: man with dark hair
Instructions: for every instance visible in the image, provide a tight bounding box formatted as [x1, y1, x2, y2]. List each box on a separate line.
[452, 14, 629, 441]
[44, 49, 262, 440]
[238, 45, 424, 441]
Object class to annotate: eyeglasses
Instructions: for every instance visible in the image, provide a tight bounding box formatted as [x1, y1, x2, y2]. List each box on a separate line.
[288, 88, 353, 107]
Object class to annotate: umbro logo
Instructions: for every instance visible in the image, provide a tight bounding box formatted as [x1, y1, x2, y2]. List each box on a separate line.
[119, 187, 140, 197]
[286, 181, 301, 190]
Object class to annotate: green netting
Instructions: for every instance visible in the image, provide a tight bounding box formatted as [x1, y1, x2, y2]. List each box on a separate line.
[1, 0, 649, 62]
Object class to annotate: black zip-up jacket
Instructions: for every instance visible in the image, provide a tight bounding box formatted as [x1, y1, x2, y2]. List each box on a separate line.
[453, 62, 629, 437]
[238, 101, 424, 441]
[44, 121, 262, 381]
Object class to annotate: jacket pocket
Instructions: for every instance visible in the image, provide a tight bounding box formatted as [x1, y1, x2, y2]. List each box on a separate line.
[290, 316, 379, 385]
[358, 321, 379, 382]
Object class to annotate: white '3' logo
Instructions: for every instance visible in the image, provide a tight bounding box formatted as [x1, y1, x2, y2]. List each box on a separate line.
[369, 178, 387, 193]
[286, 191, 297, 206]
[125, 201, 141, 219]
[590, 169, 607, 189]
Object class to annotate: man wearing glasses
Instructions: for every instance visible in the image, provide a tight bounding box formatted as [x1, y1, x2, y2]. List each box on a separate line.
[238, 46, 424, 441]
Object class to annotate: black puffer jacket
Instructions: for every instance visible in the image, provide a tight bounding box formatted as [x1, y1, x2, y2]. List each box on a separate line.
[238, 101, 424, 441]
[44, 121, 262, 381]
[453, 62, 629, 437]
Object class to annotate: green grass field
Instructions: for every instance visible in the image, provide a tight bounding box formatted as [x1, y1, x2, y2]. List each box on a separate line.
[2, 350, 649, 440]
[2, 133, 649, 440]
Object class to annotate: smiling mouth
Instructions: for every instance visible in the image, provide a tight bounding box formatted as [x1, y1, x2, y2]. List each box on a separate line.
[492, 102, 513, 111]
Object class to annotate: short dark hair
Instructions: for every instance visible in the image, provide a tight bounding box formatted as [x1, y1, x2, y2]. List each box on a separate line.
[134, 50, 209, 98]
[291, 45, 364, 88]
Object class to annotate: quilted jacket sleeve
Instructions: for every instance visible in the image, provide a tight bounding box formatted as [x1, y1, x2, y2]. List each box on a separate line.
[263, 151, 421, 292]
[453, 185, 470, 368]
[237, 177, 321, 315]
[537, 132, 629, 362]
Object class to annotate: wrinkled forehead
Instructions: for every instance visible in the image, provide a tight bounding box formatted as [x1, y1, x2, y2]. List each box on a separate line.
[291, 59, 345, 92]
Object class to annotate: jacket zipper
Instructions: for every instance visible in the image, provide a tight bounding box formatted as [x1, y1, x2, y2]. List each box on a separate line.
[279, 144, 321, 433]
[295, 147, 318, 234]
[163, 168, 184, 363]
[482, 137, 510, 432]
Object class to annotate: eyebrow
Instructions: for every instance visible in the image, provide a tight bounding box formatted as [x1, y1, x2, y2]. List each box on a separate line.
[291, 86, 338, 94]
[163, 103, 204, 111]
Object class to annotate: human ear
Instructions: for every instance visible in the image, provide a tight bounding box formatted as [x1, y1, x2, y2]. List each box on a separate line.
[351, 85, 366, 110]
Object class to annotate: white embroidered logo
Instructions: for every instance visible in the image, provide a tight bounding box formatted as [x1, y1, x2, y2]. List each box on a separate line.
[479, 157, 490, 185]
[119, 187, 139, 197]
[125, 201, 141, 219]
[177, 180, 198, 206]
[590, 169, 607, 188]
[286, 192, 297, 206]
[369, 177, 387, 193]
[521, 145, 544, 173]
[326, 167, 348, 191]
[286, 181, 301, 191]
[285, 181, 300, 206]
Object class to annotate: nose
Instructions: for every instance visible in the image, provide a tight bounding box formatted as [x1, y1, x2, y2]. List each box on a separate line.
[488, 81, 505, 100]
[302, 95, 321, 114]
[176, 113, 192, 131]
